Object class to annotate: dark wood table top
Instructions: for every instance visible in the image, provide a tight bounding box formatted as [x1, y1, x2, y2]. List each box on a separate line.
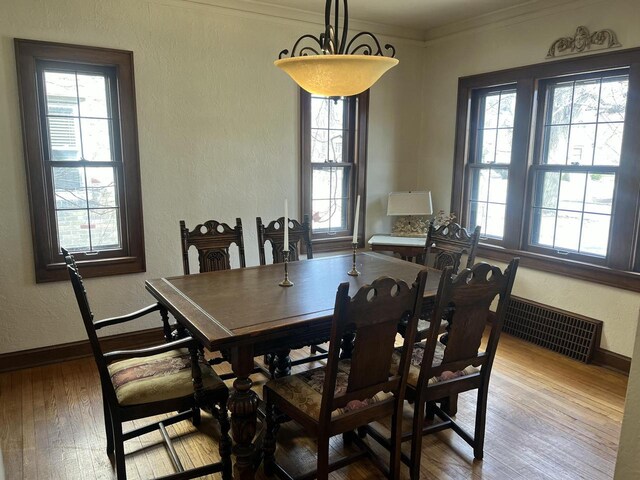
[145, 252, 439, 351]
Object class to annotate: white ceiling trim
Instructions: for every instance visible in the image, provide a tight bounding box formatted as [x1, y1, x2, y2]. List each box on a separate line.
[423, 0, 608, 43]
[165, 0, 610, 47]
[165, 0, 426, 43]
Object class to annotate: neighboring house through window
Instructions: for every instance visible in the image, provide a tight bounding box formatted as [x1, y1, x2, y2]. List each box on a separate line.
[300, 89, 368, 251]
[15, 39, 145, 282]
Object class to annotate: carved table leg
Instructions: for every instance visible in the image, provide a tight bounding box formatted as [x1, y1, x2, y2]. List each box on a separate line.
[339, 332, 355, 359]
[229, 345, 259, 480]
[273, 349, 292, 378]
[160, 307, 172, 341]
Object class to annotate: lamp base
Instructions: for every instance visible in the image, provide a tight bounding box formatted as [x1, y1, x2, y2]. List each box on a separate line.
[391, 216, 430, 236]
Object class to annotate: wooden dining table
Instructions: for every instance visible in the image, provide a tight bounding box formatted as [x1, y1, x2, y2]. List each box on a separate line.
[145, 252, 441, 480]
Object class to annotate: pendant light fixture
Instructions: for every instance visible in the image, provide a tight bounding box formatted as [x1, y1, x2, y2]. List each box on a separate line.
[275, 0, 398, 97]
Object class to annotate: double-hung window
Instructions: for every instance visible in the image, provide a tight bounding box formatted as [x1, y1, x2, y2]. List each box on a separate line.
[15, 40, 145, 282]
[529, 72, 628, 261]
[468, 87, 517, 240]
[452, 48, 640, 290]
[300, 90, 368, 251]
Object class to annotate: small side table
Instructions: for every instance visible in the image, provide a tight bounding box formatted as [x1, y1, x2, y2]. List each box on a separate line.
[368, 234, 428, 263]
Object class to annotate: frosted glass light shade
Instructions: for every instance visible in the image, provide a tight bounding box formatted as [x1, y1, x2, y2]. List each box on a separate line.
[274, 54, 399, 97]
[387, 191, 433, 216]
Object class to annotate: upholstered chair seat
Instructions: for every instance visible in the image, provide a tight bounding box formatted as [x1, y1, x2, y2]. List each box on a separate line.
[265, 359, 393, 421]
[391, 341, 479, 388]
[108, 348, 227, 406]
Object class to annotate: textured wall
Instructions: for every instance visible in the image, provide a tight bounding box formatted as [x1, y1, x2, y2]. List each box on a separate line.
[0, 0, 425, 353]
[418, 0, 640, 356]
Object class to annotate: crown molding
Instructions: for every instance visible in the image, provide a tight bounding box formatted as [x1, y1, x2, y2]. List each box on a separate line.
[161, 0, 426, 45]
[157, 0, 612, 49]
[422, 0, 607, 43]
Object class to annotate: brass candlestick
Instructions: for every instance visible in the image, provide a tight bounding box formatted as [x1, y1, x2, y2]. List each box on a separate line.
[347, 243, 360, 276]
[279, 251, 294, 287]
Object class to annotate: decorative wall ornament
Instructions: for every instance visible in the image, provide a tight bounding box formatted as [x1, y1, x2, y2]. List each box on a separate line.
[546, 26, 621, 58]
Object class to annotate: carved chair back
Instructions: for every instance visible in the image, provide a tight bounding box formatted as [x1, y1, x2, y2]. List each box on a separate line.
[180, 218, 246, 274]
[424, 222, 481, 273]
[319, 271, 428, 423]
[62, 249, 118, 405]
[418, 259, 519, 388]
[256, 214, 313, 265]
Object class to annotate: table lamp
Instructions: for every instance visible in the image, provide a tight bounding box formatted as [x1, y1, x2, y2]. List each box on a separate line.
[387, 191, 433, 236]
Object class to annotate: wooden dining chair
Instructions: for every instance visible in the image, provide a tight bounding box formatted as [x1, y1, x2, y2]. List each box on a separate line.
[369, 259, 519, 480]
[179, 218, 251, 375]
[424, 221, 481, 273]
[256, 214, 313, 265]
[180, 218, 246, 275]
[399, 222, 482, 343]
[263, 271, 428, 480]
[62, 249, 232, 480]
[257, 214, 322, 375]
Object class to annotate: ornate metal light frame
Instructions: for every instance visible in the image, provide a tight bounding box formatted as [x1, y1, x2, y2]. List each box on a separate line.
[274, 0, 399, 97]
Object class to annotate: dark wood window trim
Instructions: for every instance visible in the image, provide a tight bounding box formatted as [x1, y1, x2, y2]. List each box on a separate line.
[452, 47, 640, 293]
[300, 89, 368, 253]
[15, 39, 145, 282]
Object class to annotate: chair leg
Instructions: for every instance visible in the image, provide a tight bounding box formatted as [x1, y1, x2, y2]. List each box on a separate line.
[474, 384, 489, 460]
[112, 415, 127, 480]
[102, 398, 114, 456]
[425, 401, 436, 422]
[442, 393, 458, 416]
[410, 398, 426, 480]
[217, 402, 233, 480]
[317, 435, 330, 480]
[342, 430, 356, 446]
[389, 409, 402, 480]
[191, 406, 201, 426]
[263, 397, 279, 476]
[264, 353, 273, 371]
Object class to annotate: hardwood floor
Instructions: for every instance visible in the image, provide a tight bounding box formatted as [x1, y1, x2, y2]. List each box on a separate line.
[0, 333, 627, 480]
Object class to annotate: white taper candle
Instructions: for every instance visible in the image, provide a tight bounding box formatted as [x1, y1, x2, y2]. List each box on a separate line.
[353, 195, 360, 244]
[283, 199, 289, 251]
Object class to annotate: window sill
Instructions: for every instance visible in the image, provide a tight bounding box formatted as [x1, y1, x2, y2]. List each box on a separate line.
[311, 236, 364, 254]
[37, 255, 145, 283]
[477, 244, 640, 293]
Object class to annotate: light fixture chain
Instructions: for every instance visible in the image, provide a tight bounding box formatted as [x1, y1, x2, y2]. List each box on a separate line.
[278, 0, 395, 59]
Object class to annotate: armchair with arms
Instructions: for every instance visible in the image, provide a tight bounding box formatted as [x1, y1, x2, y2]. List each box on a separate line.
[62, 248, 232, 480]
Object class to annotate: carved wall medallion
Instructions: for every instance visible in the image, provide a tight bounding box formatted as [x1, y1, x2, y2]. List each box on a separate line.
[547, 26, 621, 58]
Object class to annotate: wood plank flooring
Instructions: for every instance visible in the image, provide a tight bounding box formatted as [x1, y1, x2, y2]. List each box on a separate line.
[0, 333, 627, 479]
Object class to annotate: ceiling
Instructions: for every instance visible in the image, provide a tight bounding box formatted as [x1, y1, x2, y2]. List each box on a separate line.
[244, 0, 543, 34]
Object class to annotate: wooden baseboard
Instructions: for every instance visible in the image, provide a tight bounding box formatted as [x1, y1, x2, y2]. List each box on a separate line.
[592, 348, 631, 375]
[0, 327, 165, 373]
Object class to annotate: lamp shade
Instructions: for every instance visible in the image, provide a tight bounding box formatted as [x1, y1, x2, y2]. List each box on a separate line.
[387, 191, 433, 216]
[274, 55, 399, 97]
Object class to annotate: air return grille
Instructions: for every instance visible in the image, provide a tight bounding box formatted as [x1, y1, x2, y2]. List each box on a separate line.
[503, 296, 602, 363]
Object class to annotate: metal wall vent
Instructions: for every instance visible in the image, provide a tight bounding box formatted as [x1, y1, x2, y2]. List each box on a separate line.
[503, 296, 602, 363]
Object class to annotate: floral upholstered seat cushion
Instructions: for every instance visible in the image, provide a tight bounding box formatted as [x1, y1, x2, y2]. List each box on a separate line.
[391, 341, 479, 388]
[108, 348, 226, 406]
[264, 359, 393, 421]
